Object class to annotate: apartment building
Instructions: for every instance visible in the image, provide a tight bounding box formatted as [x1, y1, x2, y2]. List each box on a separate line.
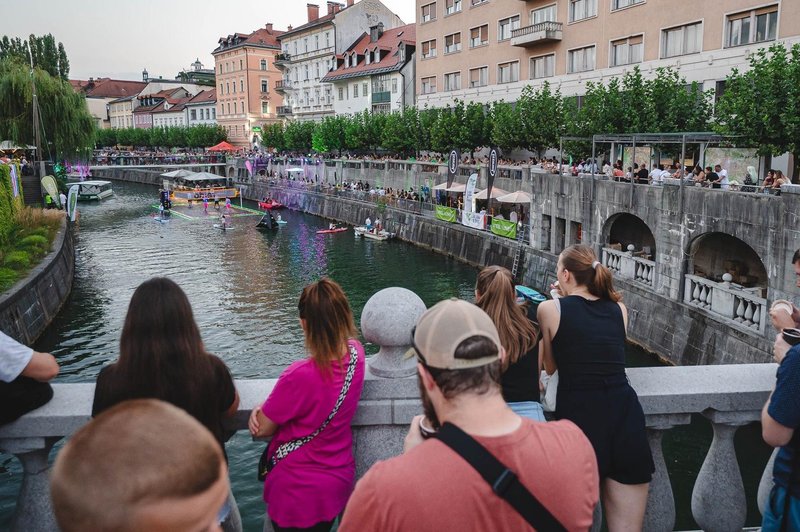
[416, 0, 800, 107]
[322, 23, 416, 115]
[275, 0, 404, 122]
[184, 89, 218, 126]
[213, 24, 285, 146]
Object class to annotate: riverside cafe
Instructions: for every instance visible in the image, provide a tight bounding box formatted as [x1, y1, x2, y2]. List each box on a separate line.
[433, 182, 530, 239]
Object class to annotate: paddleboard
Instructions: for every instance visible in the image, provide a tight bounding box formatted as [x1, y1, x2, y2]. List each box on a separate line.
[276, 220, 288, 225]
[213, 224, 234, 231]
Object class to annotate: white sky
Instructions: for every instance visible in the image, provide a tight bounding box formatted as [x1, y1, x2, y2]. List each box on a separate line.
[0, 0, 416, 80]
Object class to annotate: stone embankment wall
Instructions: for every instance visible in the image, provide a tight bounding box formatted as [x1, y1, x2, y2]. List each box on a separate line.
[0, 218, 74, 345]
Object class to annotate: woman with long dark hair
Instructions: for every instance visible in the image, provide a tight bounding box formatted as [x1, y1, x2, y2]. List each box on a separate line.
[538, 245, 653, 531]
[249, 278, 365, 532]
[475, 265, 544, 421]
[92, 277, 240, 530]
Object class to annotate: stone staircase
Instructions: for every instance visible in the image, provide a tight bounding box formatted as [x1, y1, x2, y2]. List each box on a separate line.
[21, 174, 41, 206]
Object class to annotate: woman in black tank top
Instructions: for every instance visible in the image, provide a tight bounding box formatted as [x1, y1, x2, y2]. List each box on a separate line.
[537, 245, 653, 531]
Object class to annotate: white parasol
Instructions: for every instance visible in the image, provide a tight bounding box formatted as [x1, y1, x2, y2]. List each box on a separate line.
[496, 190, 532, 203]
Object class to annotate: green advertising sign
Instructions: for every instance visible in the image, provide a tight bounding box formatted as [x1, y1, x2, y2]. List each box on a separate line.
[491, 218, 517, 239]
[435, 205, 458, 223]
[252, 126, 262, 132]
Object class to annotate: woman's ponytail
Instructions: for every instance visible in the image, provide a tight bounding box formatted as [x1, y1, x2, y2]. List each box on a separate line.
[561, 244, 622, 302]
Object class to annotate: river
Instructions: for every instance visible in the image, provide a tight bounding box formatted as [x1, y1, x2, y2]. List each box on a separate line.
[0, 181, 771, 530]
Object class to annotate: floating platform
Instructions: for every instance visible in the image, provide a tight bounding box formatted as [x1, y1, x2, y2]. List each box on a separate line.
[150, 204, 263, 221]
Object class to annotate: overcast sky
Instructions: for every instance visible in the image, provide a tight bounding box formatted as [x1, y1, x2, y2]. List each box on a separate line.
[0, 0, 416, 80]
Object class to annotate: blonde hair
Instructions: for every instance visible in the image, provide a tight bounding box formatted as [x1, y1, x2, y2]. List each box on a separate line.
[51, 399, 223, 532]
[475, 266, 538, 367]
[560, 245, 622, 302]
[298, 278, 357, 374]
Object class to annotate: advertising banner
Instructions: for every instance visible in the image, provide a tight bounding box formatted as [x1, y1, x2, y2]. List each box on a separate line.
[461, 210, 485, 230]
[67, 185, 79, 222]
[487, 147, 499, 200]
[435, 205, 458, 223]
[447, 149, 460, 190]
[491, 218, 517, 239]
[41, 175, 59, 204]
[464, 173, 478, 213]
[9, 164, 19, 197]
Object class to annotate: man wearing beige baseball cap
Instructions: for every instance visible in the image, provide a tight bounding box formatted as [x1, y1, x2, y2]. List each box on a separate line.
[340, 298, 599, 531]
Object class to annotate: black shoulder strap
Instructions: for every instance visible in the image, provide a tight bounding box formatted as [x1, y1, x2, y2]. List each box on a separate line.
[436, 422, 566, 532]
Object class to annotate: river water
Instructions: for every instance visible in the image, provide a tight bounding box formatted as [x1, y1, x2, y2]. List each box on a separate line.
[0, 181, 770, 530]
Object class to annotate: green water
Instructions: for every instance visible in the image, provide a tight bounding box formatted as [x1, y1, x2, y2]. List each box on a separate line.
[0, 181, 771, 530]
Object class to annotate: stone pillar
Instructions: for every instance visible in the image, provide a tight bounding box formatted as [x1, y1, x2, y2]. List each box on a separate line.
[644, 413, 691, 532]
[361, 287, 427, 378]
[1, 436, 61, 532]
[691, 411, 756, 532]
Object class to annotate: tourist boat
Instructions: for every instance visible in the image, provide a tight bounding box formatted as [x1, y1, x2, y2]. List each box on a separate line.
[316, 226, 348, 234]
[355, 226, 396, 241]
[168, 173, 237, 203]
[258, 199, 285, 210]
[75, 180, 114, 201]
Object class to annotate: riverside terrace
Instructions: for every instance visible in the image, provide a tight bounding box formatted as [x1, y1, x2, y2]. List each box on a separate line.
[0, 287, 783, 531]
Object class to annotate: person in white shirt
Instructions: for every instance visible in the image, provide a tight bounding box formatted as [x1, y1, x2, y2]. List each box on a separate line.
[650, 165, 664, 185]
[59, 192, 67, 210]
[0, 331, 59, 424]
[715, 165, 728, 179]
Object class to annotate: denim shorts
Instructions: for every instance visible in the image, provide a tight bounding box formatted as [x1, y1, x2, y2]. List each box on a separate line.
[763, 485, 800, 531]
[507, 401, 546, 422]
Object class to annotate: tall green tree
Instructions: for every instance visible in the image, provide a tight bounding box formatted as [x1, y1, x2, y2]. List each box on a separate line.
[516, 82, 564, 156]
[462, 101, 491, 157]
[490, 101, 521, 155]
[0, 58, 93, 159]
[715, 42, 800, 179]
[0, 34, 70, 79]
[381, 110, 414, 157]
[261, 123, 285, 152]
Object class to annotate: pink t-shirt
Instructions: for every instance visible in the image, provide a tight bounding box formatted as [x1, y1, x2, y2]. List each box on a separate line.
[261, 339, 366, 528]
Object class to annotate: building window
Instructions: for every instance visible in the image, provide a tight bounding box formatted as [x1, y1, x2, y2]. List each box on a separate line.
[569, 0, 597, 22]
[612, 0, 643, 10]
[226, 82, 230, 94]
[354, 84, 359, 97]
[232, 82, 236, 94]
[190, 109, 197, 120]
[373, 103, 391, 114]
[530, 54, 555, 79]
[316, 63, 320, 78]
[339, 87, 344, 100]
[469, 66, 488, 87]
[239, 59, 243, 70]
[726, 6, 778, 48]
[240, 80, 244, 92]
[326, 88, 331, 104]
[471, 0, 488, 5]
[445, 32, 462, 53]
[444, 71, 461, 91]
[205, 109, 209, 119]
[662, 21, 702, 58]
[470, 25, 489, 47]
[498, 16, 520, 41]
[315, 35, 319, 50]
[260, 59, 267, 70]
[421, 2, 436, 22]
[326, 32, 330, 47]
[227, 103, 231, 114]
[233, 102, 237, 114]
[261, 80, 268, 92]
[568, 45, 596, 73]
[611, 35, 643, 66]
[497, 61, 519, 83]
[220, 83, 224, 93]
[422, 76, 437, 94]
[392, 79, 397, 93]
[421, 39, 437, 59]
[262, 102, 269, 114]
[305, 65, 309, 80]
[363, 82, 369, 96]
[531, 4, 557, 24]
[445, 0, 461, 15]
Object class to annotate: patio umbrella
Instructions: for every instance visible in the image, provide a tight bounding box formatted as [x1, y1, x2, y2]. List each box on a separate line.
[206, 141, 238, 152]
[473, 187, 510, 200]
[497, 191, 532, 203]
[160, 169, 195, 178]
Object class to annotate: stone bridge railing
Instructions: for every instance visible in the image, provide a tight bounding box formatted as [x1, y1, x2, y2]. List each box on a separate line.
[684, 274, 767, 333]
[0, 288, 780, 531]
[602, 247, 655, 288]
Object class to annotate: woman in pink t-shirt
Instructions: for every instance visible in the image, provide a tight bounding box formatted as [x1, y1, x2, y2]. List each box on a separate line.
[249, 278, 365, 532]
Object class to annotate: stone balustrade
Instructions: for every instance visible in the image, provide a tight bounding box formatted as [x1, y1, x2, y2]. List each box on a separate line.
[601, 247, 655, 287]
[684, 274, 767, 333]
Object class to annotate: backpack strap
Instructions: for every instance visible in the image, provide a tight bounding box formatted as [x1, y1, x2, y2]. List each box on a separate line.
[435, 422, 566, 531]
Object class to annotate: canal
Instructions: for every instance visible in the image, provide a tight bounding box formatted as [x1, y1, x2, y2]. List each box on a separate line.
[1, 181, 771, 530]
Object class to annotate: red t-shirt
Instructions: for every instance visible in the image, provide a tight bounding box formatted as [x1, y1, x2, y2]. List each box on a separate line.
[340, 418, 598, 531]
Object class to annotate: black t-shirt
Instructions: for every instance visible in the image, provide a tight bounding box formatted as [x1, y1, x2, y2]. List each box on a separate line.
[501, 342, 540, 403]
[92, 354, 236, 449]
[636, 168, 649, 184]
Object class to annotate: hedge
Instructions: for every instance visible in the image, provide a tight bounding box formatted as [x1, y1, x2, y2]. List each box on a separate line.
[0, 164, 24, 246]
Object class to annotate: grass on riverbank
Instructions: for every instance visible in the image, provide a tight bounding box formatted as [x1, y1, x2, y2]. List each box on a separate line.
[0, 208, 63, 292]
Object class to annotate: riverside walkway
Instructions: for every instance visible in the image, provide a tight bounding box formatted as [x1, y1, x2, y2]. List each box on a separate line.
[0, 287, 780, 532]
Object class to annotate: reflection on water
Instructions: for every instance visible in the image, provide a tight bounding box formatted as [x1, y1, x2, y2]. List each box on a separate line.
[0, 182, 771, 531]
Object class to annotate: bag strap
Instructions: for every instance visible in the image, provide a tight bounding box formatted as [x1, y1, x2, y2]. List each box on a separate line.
[436, 422, 566, 532]
[270, 343, 358, 468]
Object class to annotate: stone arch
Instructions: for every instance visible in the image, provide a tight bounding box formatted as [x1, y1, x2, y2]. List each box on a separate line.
[602, 213, 656, 258]
[687, 232, 767, 290]
[227, 166, 235, 178]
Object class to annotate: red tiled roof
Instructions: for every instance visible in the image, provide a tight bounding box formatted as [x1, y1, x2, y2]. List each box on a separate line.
[154, 97, 192, 114]
[186, 89, 217, 105]
[85, 79, 147, 99]
[322, 24, 415, 83]
[214, 26, 284, 54]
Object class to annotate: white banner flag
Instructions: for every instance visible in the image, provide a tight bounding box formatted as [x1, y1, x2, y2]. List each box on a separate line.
[464, 173, 478, 213]
[461, 210, 485, 230]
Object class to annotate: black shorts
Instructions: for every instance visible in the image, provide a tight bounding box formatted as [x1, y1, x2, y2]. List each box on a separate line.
[556, 381, 654, 485]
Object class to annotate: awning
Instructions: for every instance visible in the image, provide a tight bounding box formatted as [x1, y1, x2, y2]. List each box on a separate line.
[161, 169, 195, 178]
[182, 172, 227, 182]
[206, 141, 238, 152]
[473, 187, 510, 200]
[497, 191, 532, 203]
[433, 182, 466, 192]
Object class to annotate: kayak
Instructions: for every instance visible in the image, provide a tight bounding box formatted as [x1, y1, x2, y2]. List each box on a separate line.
[259, 200, 285, 210]
[316, 227, 348, 234]
[515, 285, 547, 304]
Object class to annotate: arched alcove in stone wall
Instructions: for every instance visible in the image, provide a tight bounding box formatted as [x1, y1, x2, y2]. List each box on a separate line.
[603, 213, 656, 260]
[687, 232, 767, 290]
[227, 166, 236, 178]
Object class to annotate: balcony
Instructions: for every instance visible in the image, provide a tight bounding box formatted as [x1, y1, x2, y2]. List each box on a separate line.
[274, 53, 291, 68]
[510, 21, 563, 47]
[276, 106, 292, 116]
[275, 80, 289, 93]
[371, 91, 390, 104]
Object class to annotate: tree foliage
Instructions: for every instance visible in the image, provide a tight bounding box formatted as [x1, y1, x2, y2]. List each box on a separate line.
[715, 42, 800, 178]
[0, 34, 69, 79]
[0, 59, 94, 159]
[95, 125, 227, 148]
